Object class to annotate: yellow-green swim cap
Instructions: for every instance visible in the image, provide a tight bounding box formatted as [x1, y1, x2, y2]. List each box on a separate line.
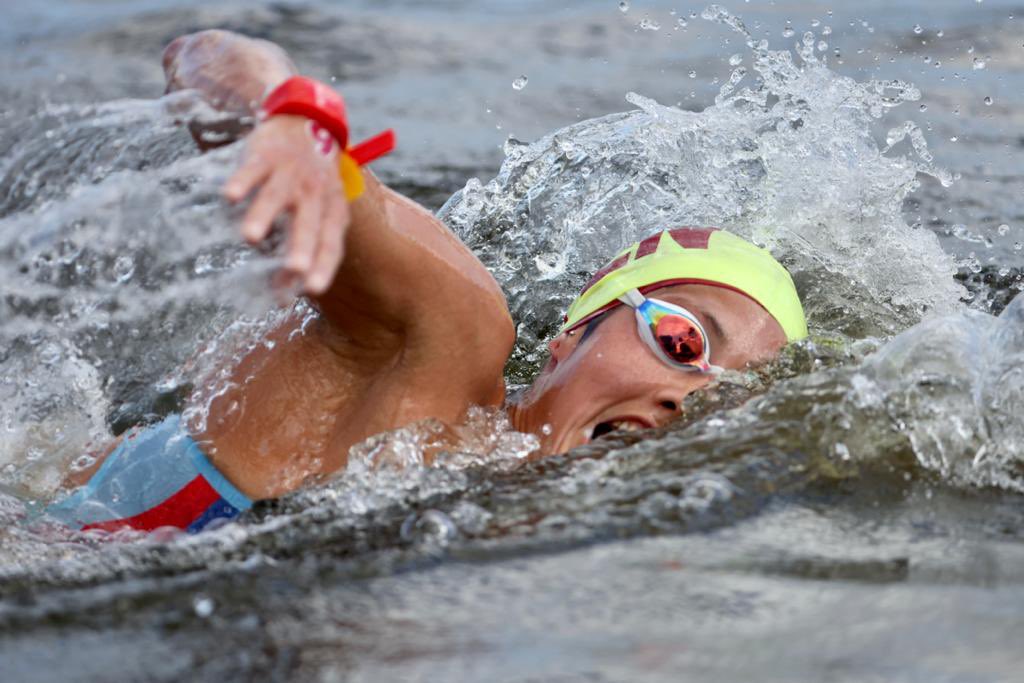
[562, 228, 808, 342]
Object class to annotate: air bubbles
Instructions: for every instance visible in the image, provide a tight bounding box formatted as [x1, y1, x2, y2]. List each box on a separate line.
[1016, 242, 1023, 253]
[639, 18, 661, 31]
[688, 70, 697, 78]
[782, 25, 795, 38]
[919, 104, 928, 112]
[729, 53, 743, 66]
[70, 454, 97, 472]
[822, 25, 832, 36]
[998, 224, 1010, 236]
[512, 75, 528, 91]
[112, 255, 134, 283]
[818, 40, 828, 51]
[618, 0, 629, 12]
[972, 57, 987, 70]
[984, 96, 993, 105]
[913, 24, 923, 34]
[400, 509, 458, 548]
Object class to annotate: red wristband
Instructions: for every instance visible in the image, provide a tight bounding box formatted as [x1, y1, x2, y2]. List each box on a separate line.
[261, 76, 395, 167]
[262, 76, 350, 148]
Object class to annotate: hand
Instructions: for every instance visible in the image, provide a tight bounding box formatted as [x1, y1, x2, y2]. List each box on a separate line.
[163, 30, 297, 115]
[223, 115, 351, 295]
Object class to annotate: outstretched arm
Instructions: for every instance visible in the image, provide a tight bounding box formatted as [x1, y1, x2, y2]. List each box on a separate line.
[164, 30, 511, 351]
[162, 31, 513, 498]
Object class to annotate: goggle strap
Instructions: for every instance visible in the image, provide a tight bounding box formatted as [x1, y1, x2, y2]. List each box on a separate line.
[618, 288, 646, 309]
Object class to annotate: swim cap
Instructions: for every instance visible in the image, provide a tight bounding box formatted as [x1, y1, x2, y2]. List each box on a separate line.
[562, 228, 808, 342]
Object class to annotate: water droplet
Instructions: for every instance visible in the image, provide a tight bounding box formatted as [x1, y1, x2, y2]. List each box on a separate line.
[998, 224, 1010, 236]
[38, 343, 61, 366]
[782, 25, 795, 38]
[984, 96, 993, 105]
[113, 255, 135, 283]
[677, 18, 688, 28]
[729, 53, 743, 66]
[919, 104, 928, 112]
[541, 423, 553, 435]
[618, 0, 629, 12]
[913, 24, 923, 34]
[400, 509, 458, 547]
[639, 18, 661, 31]
[688, 70, 697, 78]
[973, 56, 986, 69]
[193, 253, 214, 275]
[512, 75, 528, 90]
[71, 454, 97, 472]
[193, 594, 215, 618]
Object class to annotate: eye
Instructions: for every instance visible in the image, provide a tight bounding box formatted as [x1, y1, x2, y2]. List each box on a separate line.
[654, 316, 704, 362]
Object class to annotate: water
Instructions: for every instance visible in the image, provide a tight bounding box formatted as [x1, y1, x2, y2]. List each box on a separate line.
[2, 1, 1024, 681]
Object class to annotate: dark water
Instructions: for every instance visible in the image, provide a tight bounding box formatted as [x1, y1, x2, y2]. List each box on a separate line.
[2, 1, 1024, 681]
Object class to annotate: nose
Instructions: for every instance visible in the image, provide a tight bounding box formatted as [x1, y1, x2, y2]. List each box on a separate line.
[649, 371, 713, 424]
[652, 388, 683, 420]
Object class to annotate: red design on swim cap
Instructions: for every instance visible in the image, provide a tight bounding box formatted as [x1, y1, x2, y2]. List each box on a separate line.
[582, 252, 630, 291]
[668, 227, 716, 249]
[634, 233, 663, 258]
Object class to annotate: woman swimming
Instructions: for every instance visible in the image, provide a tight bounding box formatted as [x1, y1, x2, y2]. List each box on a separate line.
[47, 30, 805, 533]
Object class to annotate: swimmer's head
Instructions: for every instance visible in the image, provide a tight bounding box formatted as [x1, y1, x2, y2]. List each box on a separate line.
[511, 227, 806, 454]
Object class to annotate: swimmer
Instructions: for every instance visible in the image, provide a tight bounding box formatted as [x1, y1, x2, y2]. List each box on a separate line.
[45, 30, 807, 534]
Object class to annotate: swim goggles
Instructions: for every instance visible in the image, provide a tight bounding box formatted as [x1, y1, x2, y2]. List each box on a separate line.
[618, 288, 720, 374]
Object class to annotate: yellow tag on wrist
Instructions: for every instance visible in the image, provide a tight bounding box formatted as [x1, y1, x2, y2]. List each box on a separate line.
[339, 152, 365, 201]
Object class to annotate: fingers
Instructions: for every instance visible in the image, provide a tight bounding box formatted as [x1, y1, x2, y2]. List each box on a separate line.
[286, 190, 322, 276]
[223, 153, 270, 206]
[306, 193, 349, 294]
[238, 169, 294, 243]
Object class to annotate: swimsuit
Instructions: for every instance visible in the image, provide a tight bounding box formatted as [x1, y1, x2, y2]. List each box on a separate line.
[46, 415, 252, 534]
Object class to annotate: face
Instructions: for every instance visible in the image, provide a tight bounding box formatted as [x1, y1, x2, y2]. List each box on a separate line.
[510, 284, 789, 454]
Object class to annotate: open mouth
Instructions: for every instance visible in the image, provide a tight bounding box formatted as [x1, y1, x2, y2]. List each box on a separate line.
[588, 417, 651, 441]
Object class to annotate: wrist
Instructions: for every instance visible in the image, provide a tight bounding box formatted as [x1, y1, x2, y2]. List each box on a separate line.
[260, 76, 395, 200]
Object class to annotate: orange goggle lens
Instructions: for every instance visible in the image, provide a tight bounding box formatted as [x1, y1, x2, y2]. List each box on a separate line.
[653, 315, 705, 364]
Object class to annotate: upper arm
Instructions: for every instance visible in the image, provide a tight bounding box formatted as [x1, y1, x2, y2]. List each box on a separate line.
[314, 172, 515, 398]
